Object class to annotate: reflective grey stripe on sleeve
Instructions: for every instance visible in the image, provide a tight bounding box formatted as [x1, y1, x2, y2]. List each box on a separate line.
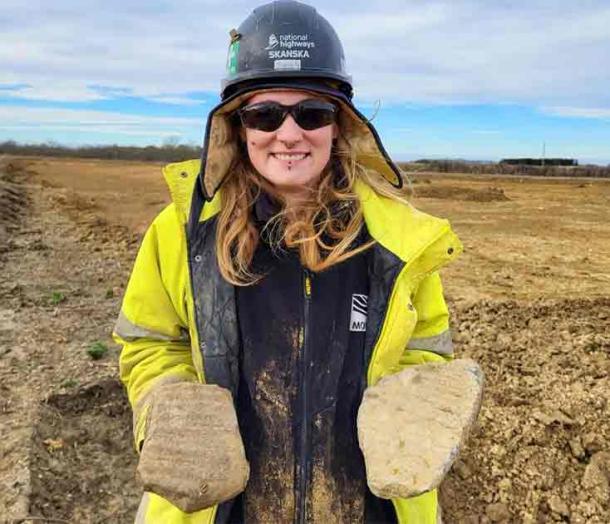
[134, 492, 150, 524]
[407, 329, 454, 356]
[114, 311, 189, 342]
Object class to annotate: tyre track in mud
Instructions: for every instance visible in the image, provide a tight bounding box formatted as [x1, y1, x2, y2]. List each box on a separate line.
[0, 159, 35, 523]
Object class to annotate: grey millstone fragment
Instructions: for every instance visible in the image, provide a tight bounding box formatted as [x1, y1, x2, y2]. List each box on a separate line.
[357, 359, 483, 499]
[137, 383, 249, 512]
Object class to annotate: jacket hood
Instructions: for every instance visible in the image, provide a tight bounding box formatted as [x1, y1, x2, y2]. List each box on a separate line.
[197, 81, 405, 201]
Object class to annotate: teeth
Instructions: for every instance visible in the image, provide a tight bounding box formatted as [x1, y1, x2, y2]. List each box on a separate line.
[272, 153, 308, 161]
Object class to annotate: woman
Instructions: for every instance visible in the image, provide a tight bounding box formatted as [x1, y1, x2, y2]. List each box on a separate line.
[114, 1, 462, 523]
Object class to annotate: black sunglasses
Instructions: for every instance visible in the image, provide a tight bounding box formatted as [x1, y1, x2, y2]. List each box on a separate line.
[236, 99, 338, 132]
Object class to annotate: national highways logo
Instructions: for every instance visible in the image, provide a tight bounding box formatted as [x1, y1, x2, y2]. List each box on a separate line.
[264, 34, 279, 50]
[265, 33, 316, 59]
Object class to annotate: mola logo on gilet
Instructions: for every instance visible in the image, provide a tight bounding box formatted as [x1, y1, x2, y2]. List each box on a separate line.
[350, 294, 368, 332]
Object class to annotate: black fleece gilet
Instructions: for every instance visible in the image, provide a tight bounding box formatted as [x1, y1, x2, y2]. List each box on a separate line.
[229, 191, 396, 523]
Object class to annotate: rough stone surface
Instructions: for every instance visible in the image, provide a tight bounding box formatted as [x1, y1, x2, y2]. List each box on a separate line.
[582, 452, 610, 504]
[569, 437, 585, 459]
[136, 382, 249, 512]
[357, 358, 483, 499]
[548, 494, 570, 517]
[486, 502, 510, 522]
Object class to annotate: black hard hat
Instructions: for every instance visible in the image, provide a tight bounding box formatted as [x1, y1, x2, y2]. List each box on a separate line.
[189, 0, 404, 213]
[221, 0, 353, 100]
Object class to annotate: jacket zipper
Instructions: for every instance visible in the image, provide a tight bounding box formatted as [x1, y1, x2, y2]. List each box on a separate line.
[295, 268, 312, 524]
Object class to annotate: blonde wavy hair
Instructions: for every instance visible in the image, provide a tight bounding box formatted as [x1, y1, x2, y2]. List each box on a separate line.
[215, 100, 413, 286]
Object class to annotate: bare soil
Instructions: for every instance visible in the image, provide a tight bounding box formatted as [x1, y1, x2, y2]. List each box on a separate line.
[30, 379, 138, 522]
[442, 298, 610, 523]
[0, 156, 142, 523]
[1, 156, 609, 523]
[412, 183, 511, 202]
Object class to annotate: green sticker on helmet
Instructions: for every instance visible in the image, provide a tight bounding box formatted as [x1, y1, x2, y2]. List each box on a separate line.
[227, 41, 240, 75]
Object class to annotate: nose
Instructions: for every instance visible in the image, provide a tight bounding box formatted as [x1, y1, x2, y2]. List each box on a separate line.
[275, 114, 303, 145]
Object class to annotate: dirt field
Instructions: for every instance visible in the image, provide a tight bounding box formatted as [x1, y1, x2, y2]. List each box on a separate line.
[1, 155, 609, 523]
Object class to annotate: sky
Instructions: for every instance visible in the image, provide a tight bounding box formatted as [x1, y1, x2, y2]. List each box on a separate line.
[1, 0, 609, 164]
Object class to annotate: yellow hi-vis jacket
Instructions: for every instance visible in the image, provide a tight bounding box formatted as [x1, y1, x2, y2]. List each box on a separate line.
[113, 158, 463, 524]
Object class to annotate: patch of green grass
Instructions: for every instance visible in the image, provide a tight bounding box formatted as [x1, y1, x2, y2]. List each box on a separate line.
[86, 341, 108, 360]
[49, 291, 66, 305]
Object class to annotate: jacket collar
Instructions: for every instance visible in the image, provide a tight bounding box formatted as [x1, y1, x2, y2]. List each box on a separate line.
[162, 159, 462, 273]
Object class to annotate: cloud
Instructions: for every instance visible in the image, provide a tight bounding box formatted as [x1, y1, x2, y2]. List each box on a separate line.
[541, 106, 610, 120]
[333, 1, 610, 106]
[0, 83, 31, 91]
[142, 94, 208, 106]
[0, 105, 202, 139]
[0, 0, 609, 111]
[2, 83, 108, 102]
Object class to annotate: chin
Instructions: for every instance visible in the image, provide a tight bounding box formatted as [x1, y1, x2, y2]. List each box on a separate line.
[265, 168, 321, 188]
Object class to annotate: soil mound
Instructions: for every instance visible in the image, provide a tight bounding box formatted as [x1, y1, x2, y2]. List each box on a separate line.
[441, 297, 610, 523]
[0, 162, 30, 255]
[415, 185, 511, 202]
[49, 189, 139, 246]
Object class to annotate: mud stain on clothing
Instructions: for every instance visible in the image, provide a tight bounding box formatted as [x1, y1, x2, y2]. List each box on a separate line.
[306, 408, 367, 523]
[238, 357, 298, 523]
[309, 459, 366, 523]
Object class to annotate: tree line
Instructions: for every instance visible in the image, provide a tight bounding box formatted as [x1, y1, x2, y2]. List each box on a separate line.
[1, 141, 609, 178]
[0, 140, 201, 163]
[401, 159, 610, 178]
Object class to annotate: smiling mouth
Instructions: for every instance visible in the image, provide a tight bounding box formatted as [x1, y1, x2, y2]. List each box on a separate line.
[270, 153, 311, 161]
